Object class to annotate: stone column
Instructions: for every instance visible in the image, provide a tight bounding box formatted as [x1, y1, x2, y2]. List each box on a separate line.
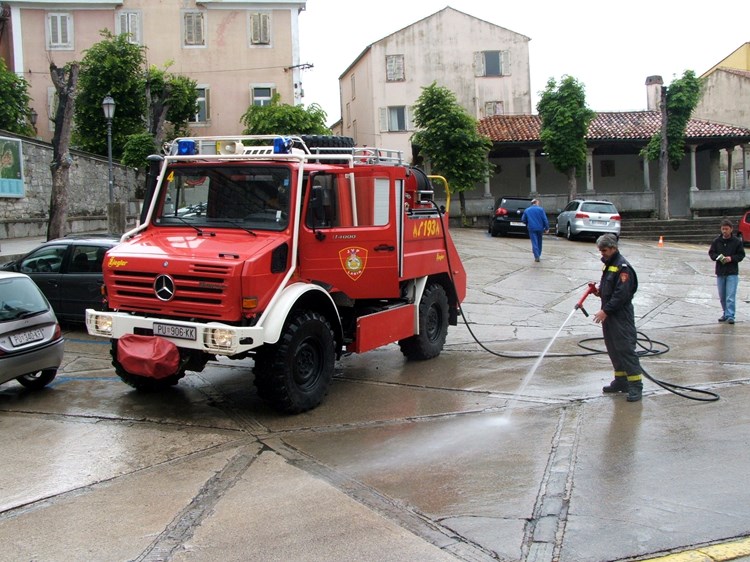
[586, 148, 595, 193]
[643, 156, 651, 191]
[689, 145, 698, 191]
[727, 147, 734, 189]
[743, 144, 749, 189]
[528, 149, 538, 195]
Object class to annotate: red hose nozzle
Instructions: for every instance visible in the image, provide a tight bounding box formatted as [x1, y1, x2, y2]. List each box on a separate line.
[575, 282, 598, 317]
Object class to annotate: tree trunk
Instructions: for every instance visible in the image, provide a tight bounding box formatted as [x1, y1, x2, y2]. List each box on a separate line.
[658, 85, 669, 220]
[47, 62, 79, 240]
[567, 166, 577, 201]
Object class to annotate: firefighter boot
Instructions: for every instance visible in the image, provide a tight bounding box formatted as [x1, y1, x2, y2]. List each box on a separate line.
[602, 373, 628, 393]
[626, 375, 643, 402]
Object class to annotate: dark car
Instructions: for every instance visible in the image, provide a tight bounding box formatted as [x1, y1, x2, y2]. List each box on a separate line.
[738, 209, 750, 246]
[0, 235, 119, 323]
[488, 196, 533, 237]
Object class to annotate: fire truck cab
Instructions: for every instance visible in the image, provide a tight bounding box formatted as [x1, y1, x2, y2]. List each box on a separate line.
[86, 135, 466, 413]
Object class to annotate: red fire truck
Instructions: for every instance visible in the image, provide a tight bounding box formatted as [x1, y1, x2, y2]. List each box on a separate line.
[86, 135, 466, 413]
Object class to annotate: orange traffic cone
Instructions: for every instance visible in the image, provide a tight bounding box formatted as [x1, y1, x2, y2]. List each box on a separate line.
[658, 236, 664, 248]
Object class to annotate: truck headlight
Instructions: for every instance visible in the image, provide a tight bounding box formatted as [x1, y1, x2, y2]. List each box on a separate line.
[209, 328, 233, 349]
[94, 315, 112, 335]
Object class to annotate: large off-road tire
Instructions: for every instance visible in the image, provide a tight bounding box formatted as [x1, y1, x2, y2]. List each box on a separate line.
[262, 310, 336, 414]
[299, 135, 355, 149]
[110, 341, 186, 391]
[16, 369, 56, 390]
[399, 283, 449, 360]
[252, 349, 275, 400]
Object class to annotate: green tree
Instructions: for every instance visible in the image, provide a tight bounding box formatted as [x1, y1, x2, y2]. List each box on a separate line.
[241, 94, 330, 135]
[0, 58, 34, 136]
[74, 31, 147, 158]
[146, 65, 198, 147]
[411, 82, 493, 226]
[642, 71, 702, 219]
[537, 76, 595, 200]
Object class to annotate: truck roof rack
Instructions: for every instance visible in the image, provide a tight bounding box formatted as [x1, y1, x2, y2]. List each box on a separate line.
[163, 135, 404, 166]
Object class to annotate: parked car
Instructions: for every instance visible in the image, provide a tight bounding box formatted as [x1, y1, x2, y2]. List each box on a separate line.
[0, 271, 64, 389]
[738, 209, 750, 246]
[488, 196, 533, 237]
[556, 199, 621, 241]
[0, 235, 120, 323]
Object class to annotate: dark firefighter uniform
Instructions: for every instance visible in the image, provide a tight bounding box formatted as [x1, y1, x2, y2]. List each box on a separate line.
[599, 250, 644, 401]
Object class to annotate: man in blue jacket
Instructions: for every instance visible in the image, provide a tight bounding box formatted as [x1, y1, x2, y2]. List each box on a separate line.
[521, 199, 549, 262]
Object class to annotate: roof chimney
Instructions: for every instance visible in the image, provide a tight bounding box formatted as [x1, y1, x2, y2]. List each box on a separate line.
[645, 75, 663, 111]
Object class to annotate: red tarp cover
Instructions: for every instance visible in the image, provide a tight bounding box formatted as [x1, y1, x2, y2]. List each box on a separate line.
[117, 334, 180, 379]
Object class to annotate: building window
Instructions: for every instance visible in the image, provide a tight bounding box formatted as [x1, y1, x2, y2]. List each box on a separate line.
[116, 10, 142, 44]
[386, 55, 405, 82]
[601, 160, 616, 177]
[249, 12, 271, 45]
[183, 11, 205, 47]
[47, 13, 73, 50]
[484, 101, 504, 117]
[351, 74, 355, 99]
[346, 102, 351, 127]
[190, 86, 209, 123]
[379, 106, 412, 132]
[251, 86, 275, 106]
[474, 50, 511, 77]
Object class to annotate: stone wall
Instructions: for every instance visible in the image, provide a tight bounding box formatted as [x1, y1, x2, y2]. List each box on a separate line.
[0, 132, 139, 239]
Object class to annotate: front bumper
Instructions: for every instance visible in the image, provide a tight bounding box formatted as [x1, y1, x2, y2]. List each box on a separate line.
[85, 309, 264, 356]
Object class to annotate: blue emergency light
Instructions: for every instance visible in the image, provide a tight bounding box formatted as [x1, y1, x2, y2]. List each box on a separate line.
[273, 137, 292, 154]
[177, 140, 197, 155]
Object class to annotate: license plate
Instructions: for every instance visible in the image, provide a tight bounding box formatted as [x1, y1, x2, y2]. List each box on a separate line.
[154, 323, 196, 340]
[510, 221, 525, 227]
[590, 220, 606, 225]
[10, 328, 44, 347]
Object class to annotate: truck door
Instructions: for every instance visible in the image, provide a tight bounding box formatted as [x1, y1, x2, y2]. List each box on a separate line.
[298, 170, 403, 298]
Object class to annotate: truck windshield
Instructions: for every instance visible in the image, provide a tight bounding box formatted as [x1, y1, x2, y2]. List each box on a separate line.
[155, 165, 291, 231]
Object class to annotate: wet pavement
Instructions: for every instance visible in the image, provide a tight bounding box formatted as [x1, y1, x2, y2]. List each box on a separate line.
[1, 229, 749, 561]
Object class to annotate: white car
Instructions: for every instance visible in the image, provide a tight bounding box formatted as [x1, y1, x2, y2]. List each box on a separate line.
[0, 271, 64, 389]
[556, 199, 621, 241]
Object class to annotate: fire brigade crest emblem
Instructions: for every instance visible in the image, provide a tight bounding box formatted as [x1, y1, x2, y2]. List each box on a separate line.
[339, 246, 368, 281]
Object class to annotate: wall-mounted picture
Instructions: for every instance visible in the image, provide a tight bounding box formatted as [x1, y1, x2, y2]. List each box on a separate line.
[0, 137, 24, 198]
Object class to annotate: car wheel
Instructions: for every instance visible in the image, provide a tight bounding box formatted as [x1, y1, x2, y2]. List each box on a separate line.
[555, 221, 562, 237]
[16, 369, 57, 390]
[566, 224, 575, 241]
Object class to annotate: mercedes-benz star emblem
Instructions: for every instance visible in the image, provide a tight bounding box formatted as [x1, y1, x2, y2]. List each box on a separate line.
[154, 274, 176, 301]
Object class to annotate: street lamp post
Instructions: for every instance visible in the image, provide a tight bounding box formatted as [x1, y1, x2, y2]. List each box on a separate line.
[102, 95, 116, 204]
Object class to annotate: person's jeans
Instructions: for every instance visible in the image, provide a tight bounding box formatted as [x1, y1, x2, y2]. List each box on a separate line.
[717, 274, 739, 319]
[529, 230, 544, 259]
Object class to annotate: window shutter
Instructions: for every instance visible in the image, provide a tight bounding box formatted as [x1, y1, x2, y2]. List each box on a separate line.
[204, 88, 210, 119]
[406, 106, 415, 131]
[49, 15, 59, 45]
[129, 12, 140, 44]
[473, 51, 485, 77]
[501, 50, 511, 76]
[59, 15, 69, 45]
[251, 13, 271, 45]
[379, 108, 388, 132]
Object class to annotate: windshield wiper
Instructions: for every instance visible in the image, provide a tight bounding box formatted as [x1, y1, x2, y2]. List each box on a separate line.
[166, 214, 210, 236]
[215, 219, 257, 236]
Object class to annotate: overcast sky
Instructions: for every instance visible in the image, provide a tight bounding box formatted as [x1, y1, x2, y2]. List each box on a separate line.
[298, 0, 748, 125]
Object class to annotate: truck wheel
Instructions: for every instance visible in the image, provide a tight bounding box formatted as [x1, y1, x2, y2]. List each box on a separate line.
[399, 283, 449, 360]
[16, 369, 56, 390]
[264, 310, 335, 414]
[110, 342, 185, 391]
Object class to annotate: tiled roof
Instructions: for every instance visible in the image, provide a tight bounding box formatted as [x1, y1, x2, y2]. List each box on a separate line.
[718, 67, 750, 79]
[477, 111, 750, 143]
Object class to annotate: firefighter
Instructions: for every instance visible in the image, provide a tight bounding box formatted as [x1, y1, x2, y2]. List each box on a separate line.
[592, 234, 644, 402]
